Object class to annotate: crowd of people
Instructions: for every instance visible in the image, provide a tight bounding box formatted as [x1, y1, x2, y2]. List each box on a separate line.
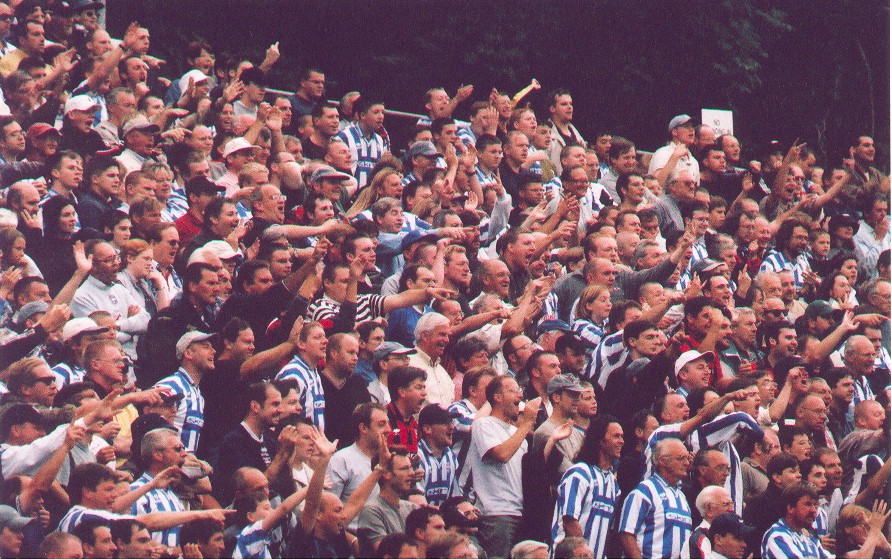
[0, 1, 888, 558]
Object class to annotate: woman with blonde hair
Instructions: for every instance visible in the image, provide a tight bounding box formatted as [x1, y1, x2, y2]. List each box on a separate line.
[118, 238, 171, 316]
[346, 166, 403, 218]
[834, 501, 890, 558]
[571, 283, 612, 353]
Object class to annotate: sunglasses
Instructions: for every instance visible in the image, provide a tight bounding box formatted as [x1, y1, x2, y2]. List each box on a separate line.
[33, 377, 56, 386]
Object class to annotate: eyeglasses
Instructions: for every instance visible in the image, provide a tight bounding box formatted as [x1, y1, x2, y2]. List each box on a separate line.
[0, 15, 13, 22]
[33, 377, 55, 386]
[168, 444, 186, 453]
[764, 309, 786, 316]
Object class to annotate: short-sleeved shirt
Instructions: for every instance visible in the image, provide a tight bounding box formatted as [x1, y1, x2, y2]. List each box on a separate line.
[58, 505, 131, 533]
[357, 495, 417, 556]
[418, 438, 459, 506]
[551, 462, 619, 558]
[467, 416, 526, 516]
[618, 473, 692, 559]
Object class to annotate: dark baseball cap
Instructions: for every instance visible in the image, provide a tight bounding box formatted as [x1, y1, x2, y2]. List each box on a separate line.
[0, 404, 44, 440]
[184, 176, 224, 197]
[418, 404, 460, 427]
[372, 341, 415, 364]
[709, 512, 755, 539]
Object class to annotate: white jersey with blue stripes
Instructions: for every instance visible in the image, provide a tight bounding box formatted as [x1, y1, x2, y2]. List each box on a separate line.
[551, 463, 619, 558]
[275, 354, 326, 430]
[130, 471, 186, 548]
[153, 369, 205, 453]
[618, 473, 692, 559]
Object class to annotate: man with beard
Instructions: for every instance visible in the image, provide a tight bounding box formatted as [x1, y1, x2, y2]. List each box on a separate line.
[761, 484, 831, 558]
[357, 446, 420, 556]
[213, 382, 291, 504]
[759, 218, 812, 289]
[467, 375, 540, 558]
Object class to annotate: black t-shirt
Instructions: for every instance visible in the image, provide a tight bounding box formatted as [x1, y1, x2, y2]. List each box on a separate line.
[197, 359, 246, 462]
[286, 521, 352, 559]
[321, 374, 371, 449]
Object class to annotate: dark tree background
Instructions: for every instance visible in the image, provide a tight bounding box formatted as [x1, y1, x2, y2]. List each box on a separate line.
[109, 0, 889, 169]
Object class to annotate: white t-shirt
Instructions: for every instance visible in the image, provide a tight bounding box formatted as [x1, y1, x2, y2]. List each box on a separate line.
[467, 416, 526, 516]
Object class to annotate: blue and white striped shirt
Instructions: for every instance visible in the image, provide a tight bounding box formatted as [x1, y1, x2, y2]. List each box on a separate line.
[583, 330, 629, 389]
[335, 124, 386, 189]
[676, 239, 708, 291]
[618, 473, 692, 559]
[130, 472, 185, 547]
[234, 520, 271, 559]
[551, 463, 619, 558]
[58, 505, 130, 533]
[276, 354, 326, 430]
[153, 369, 205, 453]
[759, 249, 812, 289]
[52, 362, 85, 389]
[761, 518, 831, 559]
[571, 318, 607, 353]
[163, 189, 189, 222]
[689, 412, 764, 516]
[457, 127, 477, 148]
[474, 165, 498, 191]
[418, 438, 459, 507]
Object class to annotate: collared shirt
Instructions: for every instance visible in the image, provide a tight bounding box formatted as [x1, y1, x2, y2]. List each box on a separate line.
[408, 348, 454, 406]
[71, 275, 151, 357]
[130, 471, 185, 547]
[335, 123, 385, 189]
[761, 518, 831, 559]
[116, 148, 152, 176]
[853, 220, 891, 280]
[386, 402, 418, 453]
[417, 438, 459, 506]
[551, 462, 619, 558]
[276, 354, 326, 430]
[51, 362, 85, 389]
[153, 368, 205, 453]
[618, 473, 692, 559]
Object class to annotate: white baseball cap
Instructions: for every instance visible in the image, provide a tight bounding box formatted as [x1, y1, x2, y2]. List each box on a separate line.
[64, 95, 99, 115]
[175, 331, 216, 360]
[674, 349, 715, 377]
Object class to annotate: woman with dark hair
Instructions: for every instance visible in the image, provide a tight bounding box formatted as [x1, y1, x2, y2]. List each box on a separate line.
[551, 415, 624, 558]
[32, 195, 80, 295]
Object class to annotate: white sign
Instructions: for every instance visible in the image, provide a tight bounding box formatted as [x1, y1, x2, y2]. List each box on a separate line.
[701, 108, 734, 136]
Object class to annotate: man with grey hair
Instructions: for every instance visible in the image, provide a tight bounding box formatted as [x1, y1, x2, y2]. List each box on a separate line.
[97, 88, 137, 145]
[616, 231, 640, 268]
[653, 168, 697, 239]
[130, 428, 188, 549]
[682, 485, 734, 559]
[843, 334, 878, 405]
[721, 307, 762, 377]
[409, 313, 455, 405]
[618, 437, 693, 559]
